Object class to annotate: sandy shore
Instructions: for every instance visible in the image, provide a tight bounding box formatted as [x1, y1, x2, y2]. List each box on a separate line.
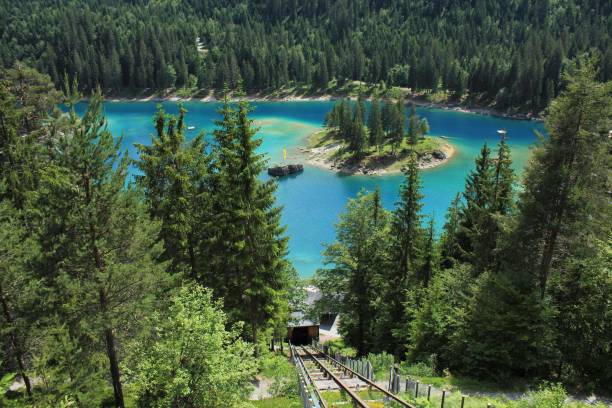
[103, 90, 540, 121]
[296, 139, 456, 176]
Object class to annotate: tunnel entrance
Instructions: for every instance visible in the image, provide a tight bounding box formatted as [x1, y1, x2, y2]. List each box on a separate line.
[291, 326, 311, 345]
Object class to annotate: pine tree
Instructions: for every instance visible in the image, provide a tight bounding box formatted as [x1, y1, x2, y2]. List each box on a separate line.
[406, 103, 429, 145]
[390, 100, 405, 155]
[0, 203, 41, 397]
[454, 142, 493, 269]
[511, 57, 612, 298]
[456, 269, 557, 380]
[35, 89, 167, 407]
[349, 98, 367, 159]
[136, 105, 212, 278]
[383, 156, 425, 358]
[419, 218, 436, 287]
[368, 97, 384, 150]
[208, 93, 291, 354]
[439, 193, 461, 269]
[315, 188, 391, 355]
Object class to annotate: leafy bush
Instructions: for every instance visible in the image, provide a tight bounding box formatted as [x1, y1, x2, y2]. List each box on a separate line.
[260, 352, 299, 398]
[323, 339, 357, 358]
[399, 361, 437, 377]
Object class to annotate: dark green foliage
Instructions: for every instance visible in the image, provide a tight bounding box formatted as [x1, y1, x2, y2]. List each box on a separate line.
[408, 265, 473, 370]
[453, 134, 514, 275]
[0, 203, 41, 397]
[325, 98, 368, 159]
[136, 105, 212, 277]
[383, 156, 425, 358]
[510, 56, 612, 299]
[33, 90, 168, 407]
[207, 94, 292, 353]
[367, 97, 384, 149]
[315, 188, 391, 355]
[550, 241, 612, 391]
[0, 66, 295, 404]
[439, 193, 461, 269]
[406, 103, 429, 146]
[0, 63, 61, 208]
[4, 0, 609, 111]
[319, 57, 611, 390]
[457, 270, 557, 381]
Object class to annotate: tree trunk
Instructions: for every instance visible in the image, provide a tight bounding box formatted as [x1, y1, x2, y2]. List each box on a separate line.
[85, 172, 125, 408]
[0, 283, 32, 396]
[100, 289, 125, 408]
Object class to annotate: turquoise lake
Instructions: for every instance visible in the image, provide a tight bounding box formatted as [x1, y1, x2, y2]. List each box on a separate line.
[86, 101, 545, 278]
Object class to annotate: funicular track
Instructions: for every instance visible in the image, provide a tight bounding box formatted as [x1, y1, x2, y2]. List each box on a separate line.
[291, 343, 414, 408]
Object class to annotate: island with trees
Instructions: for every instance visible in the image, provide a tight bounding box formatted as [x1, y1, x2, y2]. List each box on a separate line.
[304, 96, 454, 175]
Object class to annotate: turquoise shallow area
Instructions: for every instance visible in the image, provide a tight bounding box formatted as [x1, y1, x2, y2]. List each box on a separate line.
[79, 101, 544, 278]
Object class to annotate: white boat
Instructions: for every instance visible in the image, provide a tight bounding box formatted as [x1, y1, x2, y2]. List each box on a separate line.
[187, 126, 196, 130]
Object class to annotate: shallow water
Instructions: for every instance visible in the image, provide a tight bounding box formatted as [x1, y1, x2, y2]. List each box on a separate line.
[84, 101, 545, 277]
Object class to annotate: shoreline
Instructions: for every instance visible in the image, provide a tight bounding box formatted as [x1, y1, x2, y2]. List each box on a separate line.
[99, 91, 542, 122]
[297, 135, 456, 176]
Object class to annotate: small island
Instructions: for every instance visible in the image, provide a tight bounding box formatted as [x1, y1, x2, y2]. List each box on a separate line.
[301, 97, 455, 175]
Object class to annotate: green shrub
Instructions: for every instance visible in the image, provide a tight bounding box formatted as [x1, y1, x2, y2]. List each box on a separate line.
[399, 361, 437, 377]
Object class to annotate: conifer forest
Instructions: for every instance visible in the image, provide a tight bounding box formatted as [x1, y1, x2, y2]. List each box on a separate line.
[0, 1, 611, 407]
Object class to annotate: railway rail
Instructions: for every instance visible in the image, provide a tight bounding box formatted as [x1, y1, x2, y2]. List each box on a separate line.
[291, 343, 414, 408]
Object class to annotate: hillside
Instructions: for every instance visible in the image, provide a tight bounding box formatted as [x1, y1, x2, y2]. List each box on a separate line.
[1, 0, 611, 113]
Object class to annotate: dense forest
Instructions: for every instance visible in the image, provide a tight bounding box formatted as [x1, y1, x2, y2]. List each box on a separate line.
[2, 56, 610, 408]
[1, 0, 612, 112]
[314, 56, 611, 391]
[0, 0, 611, 405]
[0, 64, 300, 406]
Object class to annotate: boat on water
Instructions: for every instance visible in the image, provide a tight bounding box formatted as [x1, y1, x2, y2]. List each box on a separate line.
[187, 126, 196, 130]
[268, 164, 304, 177]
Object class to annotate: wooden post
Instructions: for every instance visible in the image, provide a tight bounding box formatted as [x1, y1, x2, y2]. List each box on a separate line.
[441, 390, 446, 408]
[406, 379, 409, 393]
[427, 385, 432, 400]
[461, 395, 466, 408]
[415, 381, 419, 398]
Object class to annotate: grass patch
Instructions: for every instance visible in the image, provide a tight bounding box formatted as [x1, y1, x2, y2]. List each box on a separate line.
[251, 396, 302, 408]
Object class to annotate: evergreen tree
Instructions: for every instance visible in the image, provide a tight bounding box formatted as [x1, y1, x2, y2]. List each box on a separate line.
[453, 143, 493, 270]
[390, 100, 405, 155]
[208, 94, 291, 354]
[0, 203, 41, 397]
[349, 98, 367, 159]
[408, 265, 473, 369]
[34, 90, 167, 407]
[406, 103, 429, 145]
[439, 193, 461, 269]
[456, 270, 557, 380]
[511, 57, 612, 298]
[315, 188, 391, 355]
[368, 97, 384, 150]
[382, 156, 425, 358]
[136, 105, 212, 278]
[419, 218, 435, 288]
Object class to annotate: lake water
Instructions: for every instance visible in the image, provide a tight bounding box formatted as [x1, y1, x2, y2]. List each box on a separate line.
[86, 101, 545, 278]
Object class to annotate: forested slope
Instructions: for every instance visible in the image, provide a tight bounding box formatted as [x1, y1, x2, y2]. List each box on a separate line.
[1, 0, 611, 111]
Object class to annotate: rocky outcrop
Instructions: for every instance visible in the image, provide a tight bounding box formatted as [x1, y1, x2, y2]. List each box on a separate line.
[267, 164, 304, 177]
